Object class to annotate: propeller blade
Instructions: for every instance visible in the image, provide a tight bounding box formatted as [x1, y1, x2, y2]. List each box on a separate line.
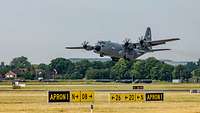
[82, 41, 89, 46]
[123, 38, 131, 44]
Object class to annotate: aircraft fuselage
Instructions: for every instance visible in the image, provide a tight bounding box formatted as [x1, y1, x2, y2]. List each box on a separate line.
[93, 41, 144, 60]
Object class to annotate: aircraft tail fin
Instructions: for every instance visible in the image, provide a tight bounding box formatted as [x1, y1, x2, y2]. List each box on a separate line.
[144, 27, 151, 41]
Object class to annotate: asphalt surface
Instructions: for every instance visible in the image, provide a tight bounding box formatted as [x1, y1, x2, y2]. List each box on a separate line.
[0, 89, 192, 92]
[0, 84, 197, 92]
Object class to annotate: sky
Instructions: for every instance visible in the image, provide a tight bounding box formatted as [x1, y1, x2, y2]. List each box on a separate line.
[0, 0, 200, 64]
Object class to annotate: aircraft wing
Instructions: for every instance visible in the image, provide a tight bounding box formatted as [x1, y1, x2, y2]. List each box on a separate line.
[65, 47, 84, 49]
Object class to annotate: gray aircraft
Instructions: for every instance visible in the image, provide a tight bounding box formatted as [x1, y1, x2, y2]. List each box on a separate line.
[66, 27, 180, 61]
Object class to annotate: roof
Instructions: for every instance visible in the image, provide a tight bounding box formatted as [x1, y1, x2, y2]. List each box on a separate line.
[5, 71, 17, 76]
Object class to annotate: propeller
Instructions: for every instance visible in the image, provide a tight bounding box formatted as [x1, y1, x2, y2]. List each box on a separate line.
[123, 38, 131, 49]
[82, 41, 89, 49]
[138, 35, 152, 50]
[82, 41, 94, 51]
[138, 36, 144, 47]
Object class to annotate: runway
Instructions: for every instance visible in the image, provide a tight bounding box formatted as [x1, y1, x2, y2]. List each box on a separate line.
[0, 84, 198, 92]
[0, 89, 191, 92]
[94, 89, 191, 92]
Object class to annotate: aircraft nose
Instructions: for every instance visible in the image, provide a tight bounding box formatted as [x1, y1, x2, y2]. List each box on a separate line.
[94, 45, 101, 51]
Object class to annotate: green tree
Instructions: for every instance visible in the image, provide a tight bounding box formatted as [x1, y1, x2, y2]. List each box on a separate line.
[73, 60, 91, 78]
[10, 56, 33, 79]
[130, 60, 147, 79]
[65, 72, 83, 79]
[85, 68, 110, 79]
[150, 66, 161, 80]
[10, 56, 31, 69]
[91, 61, 105, 69]
[185, 62, 197, 73]
[38, 63, 50, 71]
[21, 72, 34, 80]
[184, 62, 197, 81]
[103, 61, 115, 69]
[173, 65, 191, 81]
[159, 64, 174, 81]
[110, 59, 131, 80]
[192, 68, 200, 82]
[197, 59, 200, 67]
[0, 65, 11, 75]
[145, 57, 162, 79]
[49, 58, 74, 75]
[37, 63, 51, 79]
[192, 68, 200, 77]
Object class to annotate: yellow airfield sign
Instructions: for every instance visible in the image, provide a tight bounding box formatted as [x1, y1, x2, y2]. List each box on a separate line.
[70, 91, 94, 102]
[71, 91, 81, 102]
[110, 93, 145, 102]
[81, 91, 94, 102]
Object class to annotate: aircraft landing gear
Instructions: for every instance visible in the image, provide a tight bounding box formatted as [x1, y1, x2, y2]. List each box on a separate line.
[111, 57, 119, 62]
[123, 56, 130, 61]
[100, 54, 104, 57]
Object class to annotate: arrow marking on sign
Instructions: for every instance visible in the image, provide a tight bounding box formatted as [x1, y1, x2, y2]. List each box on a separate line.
[112, 96, 115, 100]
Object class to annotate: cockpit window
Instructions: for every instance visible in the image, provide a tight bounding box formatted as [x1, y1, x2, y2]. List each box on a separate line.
[97, 41, 106, 47]
[98, 41, 105, 44]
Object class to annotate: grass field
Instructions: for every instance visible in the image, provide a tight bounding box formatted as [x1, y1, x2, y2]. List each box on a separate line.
[0, 82, 200, 113]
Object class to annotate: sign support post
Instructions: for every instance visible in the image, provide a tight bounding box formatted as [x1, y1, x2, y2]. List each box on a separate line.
[90, 104, 94, 113]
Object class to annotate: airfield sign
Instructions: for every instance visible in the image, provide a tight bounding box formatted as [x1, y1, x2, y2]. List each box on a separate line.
[71, 91, 81, 102]
[110, 93, 145, 102]
[132, 86, 144, 90]
[70, 91, 94, 102]
[48, 91, 70, 103]
[48, 90, 94, 103]
[110, 92, 164, 102]
[146, 93, 164, 101]
[81, 91, 94, 102]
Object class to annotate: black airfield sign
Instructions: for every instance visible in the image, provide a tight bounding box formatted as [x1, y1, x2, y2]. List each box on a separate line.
[48, 91, 70, 103]
[146, 93, 164, 101]
[132, 86, 144, 90]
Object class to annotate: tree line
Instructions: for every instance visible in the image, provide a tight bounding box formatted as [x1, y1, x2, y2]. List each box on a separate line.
[0, 56, 200, 82]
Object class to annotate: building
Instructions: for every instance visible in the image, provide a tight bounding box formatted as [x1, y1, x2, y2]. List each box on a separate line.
[5, 71, 17, 79]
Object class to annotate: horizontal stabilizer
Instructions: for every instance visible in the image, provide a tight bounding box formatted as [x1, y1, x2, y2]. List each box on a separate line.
[150, 38, 180, 46]
[149, 48, 171, 52]
[132, 38, 180, 47]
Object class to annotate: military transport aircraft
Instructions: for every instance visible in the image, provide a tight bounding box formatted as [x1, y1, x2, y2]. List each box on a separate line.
[66, 27, 180, 61]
